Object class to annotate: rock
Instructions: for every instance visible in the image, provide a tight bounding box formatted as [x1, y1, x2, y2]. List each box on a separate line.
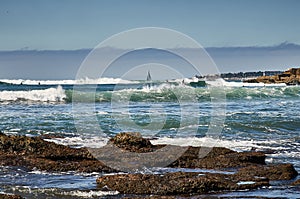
[95, 133, 298, 195]
[0, 132, 114, 172]
[93, 133, 266, 171]
[96, 171, 269, 195]
[0, 132, 298, 196]
[291, 179, 300, 186]
[244, 68, 300, 85]
[109, 132, 155, 152]
[0, 193, 23, 199]
[107, 133, 266, 169]
[169, 146, 266, 169]
[122, 196, 177, 199]
[236, 164, 298, 180]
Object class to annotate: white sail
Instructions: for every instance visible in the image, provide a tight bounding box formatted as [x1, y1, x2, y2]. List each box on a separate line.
[146, 70, 152, 81]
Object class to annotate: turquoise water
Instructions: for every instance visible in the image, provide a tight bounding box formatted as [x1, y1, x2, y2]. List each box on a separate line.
[0, 81, 299, 198]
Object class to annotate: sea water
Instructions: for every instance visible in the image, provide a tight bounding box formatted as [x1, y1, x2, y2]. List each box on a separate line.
[0, 79, 299, 198]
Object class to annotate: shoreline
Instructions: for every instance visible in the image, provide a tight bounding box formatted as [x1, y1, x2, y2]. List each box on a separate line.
[0, 132, 298, 198]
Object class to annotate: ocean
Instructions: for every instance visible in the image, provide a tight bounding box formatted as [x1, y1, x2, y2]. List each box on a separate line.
[0, 78, 299, 198]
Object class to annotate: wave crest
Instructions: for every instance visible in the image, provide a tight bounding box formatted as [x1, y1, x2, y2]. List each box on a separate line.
[0, 86, 66, 102]
[0, 78, 138, 85]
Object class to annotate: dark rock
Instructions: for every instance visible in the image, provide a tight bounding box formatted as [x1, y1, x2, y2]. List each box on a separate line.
[236, 164, 298, 180]
[291, 179, 300, 186]
[122, 196, 177, 199]
[169, 146, 266, 169]
[95, 133, 298, 195]
[0, 133, 114, 172]
[96, 171, 269, 195]
[109, 132, 155, 152]
[0, 193, 23, 199]
[107, 133, 266, 170]
[38, 133, 65, 139]
[0, 131, 298, 196]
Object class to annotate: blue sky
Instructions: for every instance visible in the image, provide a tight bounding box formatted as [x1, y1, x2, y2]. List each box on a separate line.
[0, 0, 300, 79]
[1, 0, 300, 50]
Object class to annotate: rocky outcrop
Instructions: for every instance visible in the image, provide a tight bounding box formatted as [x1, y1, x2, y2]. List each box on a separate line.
[96, 133, 298, 195]
[0, 132, 298, 196]
[109, 132, 158, 152]
[97, 171, 269, 195]
[236, 164, 298, 180]
[0, 132, 114, 172]
[0, 193, 23, 199]
[244, 68, 300, 85]
[169, 146, 266, 169]
[91, 133, 267, 172]
[107, 133, 266, 169]
[291, 179, 300, 186]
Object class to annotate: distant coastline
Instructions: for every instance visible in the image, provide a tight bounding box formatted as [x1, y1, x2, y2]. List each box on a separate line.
[220, 70, 283, 81]
[195, 67, 300, 86]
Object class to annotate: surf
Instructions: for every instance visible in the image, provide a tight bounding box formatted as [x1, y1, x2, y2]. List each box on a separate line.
[0, 85, 66, 103]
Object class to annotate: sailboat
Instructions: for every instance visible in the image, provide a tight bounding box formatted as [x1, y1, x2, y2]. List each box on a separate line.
[146, 70, 152, 89]
[146, 70, 152, 81]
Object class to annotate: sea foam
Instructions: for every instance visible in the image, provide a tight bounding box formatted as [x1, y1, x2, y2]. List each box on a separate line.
[0, 85, 66, 102]
[0, 77, 138, 85]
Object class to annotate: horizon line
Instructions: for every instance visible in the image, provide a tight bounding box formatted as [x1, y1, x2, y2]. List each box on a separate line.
[1, 42, 300, 52]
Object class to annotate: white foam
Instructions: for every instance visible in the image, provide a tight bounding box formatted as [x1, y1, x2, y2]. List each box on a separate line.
[63, 190, 119, 198]
[150, 137, 257, 151]
[45, 136, 109, 148]
[237, 181, 256, 185]
[170, 76, 200, 84]
[96, 111, 109, 115]
[141, 82, 194, 93]
[0, 78, 138, 85]
[45, 134, 300, 159]
[0, 85, 66, 102]
[45, 135, 269, 152]
[206, 78, 287, 87]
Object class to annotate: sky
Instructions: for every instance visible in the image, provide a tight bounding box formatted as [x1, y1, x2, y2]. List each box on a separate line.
[0, 0, 300, 79]
[1, 0, 300, 50]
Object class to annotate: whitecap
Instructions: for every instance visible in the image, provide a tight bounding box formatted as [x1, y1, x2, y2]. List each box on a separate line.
[0, 85, 66, 102]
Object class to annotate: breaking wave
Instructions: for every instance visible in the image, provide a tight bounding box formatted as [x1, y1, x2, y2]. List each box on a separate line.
[0, 86, 66, 102]
[0, 80, 299, 103]
[0, 77, 139, 85]
[69, 84, 300, 103]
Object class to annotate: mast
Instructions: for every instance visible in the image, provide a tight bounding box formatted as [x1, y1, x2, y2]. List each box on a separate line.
[146, 70, 152, 81]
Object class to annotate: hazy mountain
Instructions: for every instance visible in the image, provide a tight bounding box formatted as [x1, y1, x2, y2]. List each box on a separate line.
[0, 43, 299, 79]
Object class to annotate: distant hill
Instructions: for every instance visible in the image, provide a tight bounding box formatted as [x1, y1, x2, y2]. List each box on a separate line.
[0, 43, 300, 79]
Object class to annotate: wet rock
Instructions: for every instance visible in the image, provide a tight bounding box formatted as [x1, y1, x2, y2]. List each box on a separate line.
[122, 196, 177, 199]
[291, 179, 300, 186]
[107, 133, 266, 169]
[96, 171, 269, 195]
[0, 131, 298, 197]
[109, 132, 155, 153]
[0, 193, 23, 199]
[0, 132, 114, 172]
[169, 146, 266, 169]
[236, 164, 298, 180]
[95, 133, 298, 195]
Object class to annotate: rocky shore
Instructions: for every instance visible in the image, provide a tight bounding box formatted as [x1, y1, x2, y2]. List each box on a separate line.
[244, 68, 300, 85]
[0, 193, 23, 199]
[0, 132, 299, 197]
[96, 133, 298, 195]
[0, 132, 114, 173]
